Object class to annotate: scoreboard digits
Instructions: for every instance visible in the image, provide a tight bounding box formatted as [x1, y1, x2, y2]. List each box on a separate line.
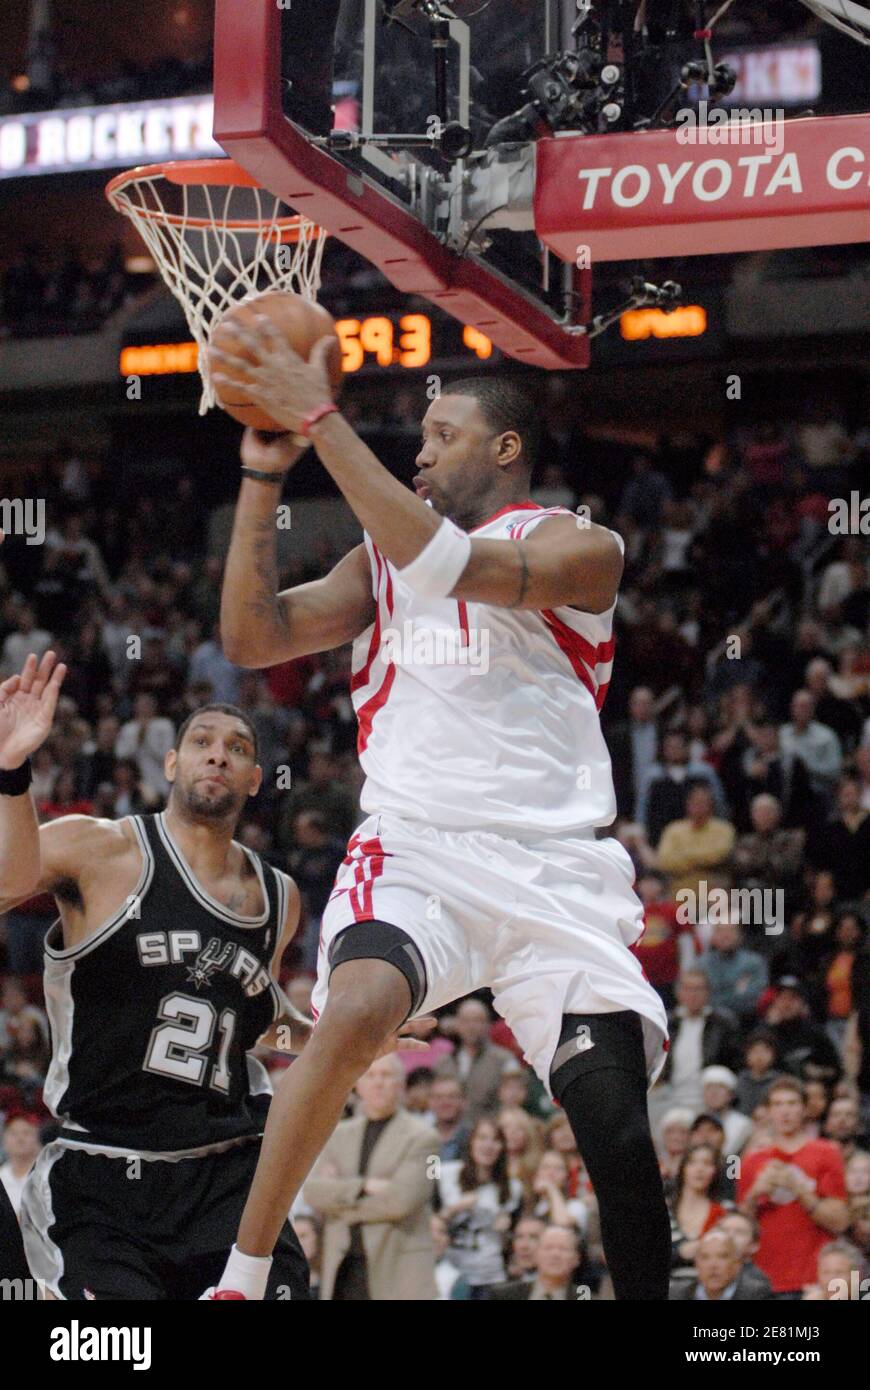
[336, 313, 456, 372]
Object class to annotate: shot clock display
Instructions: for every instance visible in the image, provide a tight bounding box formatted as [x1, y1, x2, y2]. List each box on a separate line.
[337, 313, 493, 370]
[337, 313, 431, 370]
[335, 314, 493, 370]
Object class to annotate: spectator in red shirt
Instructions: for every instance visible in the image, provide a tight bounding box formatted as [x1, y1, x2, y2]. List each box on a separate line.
[738, 1076, 849, 1298]
[632, 871, 696, 1010]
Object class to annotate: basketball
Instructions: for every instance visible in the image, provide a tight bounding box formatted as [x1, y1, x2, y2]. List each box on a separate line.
[209, 290, 343, 432]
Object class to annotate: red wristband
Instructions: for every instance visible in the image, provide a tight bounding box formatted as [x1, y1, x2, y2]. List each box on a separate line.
[299, 402, 339, 436]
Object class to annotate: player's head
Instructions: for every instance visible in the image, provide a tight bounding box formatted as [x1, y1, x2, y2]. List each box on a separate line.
[415, 377, 541, 528]
[165, 704, 262, 822]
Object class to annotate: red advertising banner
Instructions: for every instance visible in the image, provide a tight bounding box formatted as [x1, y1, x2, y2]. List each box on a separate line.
[535, 114, 870, 262]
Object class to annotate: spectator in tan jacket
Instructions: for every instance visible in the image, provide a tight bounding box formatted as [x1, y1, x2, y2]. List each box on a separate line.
[303, 1055, 437, 1301]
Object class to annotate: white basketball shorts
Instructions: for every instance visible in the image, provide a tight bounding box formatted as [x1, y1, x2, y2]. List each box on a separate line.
[312, 812, 669, 1094]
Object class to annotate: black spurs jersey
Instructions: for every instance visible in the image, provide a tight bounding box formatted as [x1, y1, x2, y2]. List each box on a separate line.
[42, 812, 288, 1157]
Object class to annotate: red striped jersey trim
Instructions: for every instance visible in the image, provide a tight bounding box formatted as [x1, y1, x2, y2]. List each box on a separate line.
[350, 547, 384, 696]
[327, 834, 389, 922]
[357, 664, 396, 753]
[352, 544, 397, 752]
[540, 608, 615, 710]
[457, 600, 469, 647]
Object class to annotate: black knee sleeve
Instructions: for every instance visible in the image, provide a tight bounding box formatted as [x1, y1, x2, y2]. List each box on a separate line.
[549, 1010, 647, 1103]
[328, 920, 428, 1020]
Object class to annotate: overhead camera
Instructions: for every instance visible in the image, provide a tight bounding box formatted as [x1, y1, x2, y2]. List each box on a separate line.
[484, 50, 614, 148]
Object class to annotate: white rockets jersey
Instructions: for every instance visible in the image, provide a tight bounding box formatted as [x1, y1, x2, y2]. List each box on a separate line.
[350, 502, 620, 837]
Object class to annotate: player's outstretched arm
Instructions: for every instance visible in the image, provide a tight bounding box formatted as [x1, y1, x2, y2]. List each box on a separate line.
[0, 641, 67, 905]
[211, 325, 623, 612]
[220, 429, 376, 668]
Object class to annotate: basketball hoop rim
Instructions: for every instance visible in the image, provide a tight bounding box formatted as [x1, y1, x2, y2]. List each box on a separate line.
[105, 159, 322, 242]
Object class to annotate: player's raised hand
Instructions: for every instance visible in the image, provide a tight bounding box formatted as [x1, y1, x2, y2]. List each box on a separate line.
[239, 426, 308, 475]
[376, 1014, 438, 1058]
[0, 650, 67, 771]
[212, 318, 336, 436]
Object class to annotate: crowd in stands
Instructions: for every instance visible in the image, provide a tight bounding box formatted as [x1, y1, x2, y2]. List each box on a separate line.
[0, 380, 868, 1299]
[0, 45, 212, 117]
[0, 241, 153, 340]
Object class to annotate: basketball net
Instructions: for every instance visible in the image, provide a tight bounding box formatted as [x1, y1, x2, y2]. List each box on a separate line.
[106, 160, 327, 413]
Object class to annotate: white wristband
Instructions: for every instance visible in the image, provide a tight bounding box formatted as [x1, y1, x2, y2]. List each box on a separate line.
[397, 518, 472, 599]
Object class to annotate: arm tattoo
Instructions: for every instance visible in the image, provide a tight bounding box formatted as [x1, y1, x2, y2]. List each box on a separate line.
[509, 543, 530, 608]
[247, 511, 291, 638]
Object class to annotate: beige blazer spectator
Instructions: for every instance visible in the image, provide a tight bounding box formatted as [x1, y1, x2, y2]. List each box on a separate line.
[304, 1108, 438, 1301]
